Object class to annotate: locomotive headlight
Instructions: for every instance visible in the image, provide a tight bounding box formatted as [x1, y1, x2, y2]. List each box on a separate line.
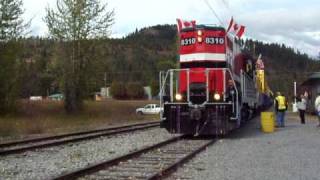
[197, 37, 203, 43]
[197, 30, 203, 36]
[175, 93, 183, 101]
[213, 93, 221, 101]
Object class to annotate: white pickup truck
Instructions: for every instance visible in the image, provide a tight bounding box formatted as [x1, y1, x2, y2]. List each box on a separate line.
[136, 104, 162, 115]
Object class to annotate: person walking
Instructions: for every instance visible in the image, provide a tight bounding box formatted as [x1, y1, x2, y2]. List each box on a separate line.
[297, 94, 307, 124]
[314, 92, 320, 127]
[275, 92, 288, 127]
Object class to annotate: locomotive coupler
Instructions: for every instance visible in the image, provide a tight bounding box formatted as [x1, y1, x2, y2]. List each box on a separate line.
[189, 105, 204, 121]
[189, 105, 205, 136]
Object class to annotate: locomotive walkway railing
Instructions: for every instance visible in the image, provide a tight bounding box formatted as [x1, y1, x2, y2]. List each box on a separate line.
[159, 68, 239, 121]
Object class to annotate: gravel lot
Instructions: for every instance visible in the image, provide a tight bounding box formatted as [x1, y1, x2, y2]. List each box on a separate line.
[1, 113, 319, 180]
[0, 128, 175, 180]
[168, 113, 320, 180]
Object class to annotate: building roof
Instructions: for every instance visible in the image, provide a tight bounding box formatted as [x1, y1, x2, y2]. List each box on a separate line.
[301, 72, 320, 86]
[308, 72, 320, 79]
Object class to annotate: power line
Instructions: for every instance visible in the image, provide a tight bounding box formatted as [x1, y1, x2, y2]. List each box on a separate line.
[216, 0, 233, 22]
[220, 0, 230, 9]
[202, 0, 224, 26]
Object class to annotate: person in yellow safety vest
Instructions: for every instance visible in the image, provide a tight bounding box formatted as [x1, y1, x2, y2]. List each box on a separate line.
[275, 91, 288, 127]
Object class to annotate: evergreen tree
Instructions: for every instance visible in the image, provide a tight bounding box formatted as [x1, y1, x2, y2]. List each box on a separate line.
[0, 0, 27, 114]
[45, 0, 114, 113]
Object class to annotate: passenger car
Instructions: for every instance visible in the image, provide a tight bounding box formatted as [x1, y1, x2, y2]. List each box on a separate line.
[136, 104, 162, 115]
[48, 93, 64, 101]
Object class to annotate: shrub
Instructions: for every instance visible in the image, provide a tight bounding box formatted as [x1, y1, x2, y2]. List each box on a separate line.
[126, 82, 145, 99]
[150, 79, 159, 97]
[110, 81, 127, 99]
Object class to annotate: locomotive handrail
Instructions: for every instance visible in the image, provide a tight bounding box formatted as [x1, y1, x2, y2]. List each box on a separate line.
[159, 71, 170, 118]
[160, 68, 239, 121]
[225, 68, 239, 121]
[241, 69, 258, 107]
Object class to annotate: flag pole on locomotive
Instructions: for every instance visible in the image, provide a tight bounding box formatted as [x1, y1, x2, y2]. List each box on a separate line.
[255, 54, 273, 110]
[256, 54, 265, 111]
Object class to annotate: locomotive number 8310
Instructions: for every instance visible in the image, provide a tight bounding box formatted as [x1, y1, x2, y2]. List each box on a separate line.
[205, 37, 224, 45]
[180, 37, 224, 46]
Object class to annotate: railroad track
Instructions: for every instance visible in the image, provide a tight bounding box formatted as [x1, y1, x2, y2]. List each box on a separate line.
[53, 135, 216, 180]
[0, 121, 160, 156]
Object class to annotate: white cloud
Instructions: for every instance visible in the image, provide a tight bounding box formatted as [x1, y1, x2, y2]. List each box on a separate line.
[237, 4, 320, 57]
[23, 0, 55, 36]
[107, 0, 216, 36]
[22, 0, 320, 57]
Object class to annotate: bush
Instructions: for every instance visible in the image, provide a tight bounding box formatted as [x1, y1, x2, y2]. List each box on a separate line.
[126, 82, 145, 99]
[110, 81, 127, 99]
[150, 79, 159, 97]
[110, 81, 146, 100]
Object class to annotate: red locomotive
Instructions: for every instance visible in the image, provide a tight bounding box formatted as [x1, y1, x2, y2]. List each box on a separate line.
[160, 23, 258, 135]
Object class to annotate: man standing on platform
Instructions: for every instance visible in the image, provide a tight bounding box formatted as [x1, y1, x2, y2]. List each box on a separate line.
[275, 92, 288, 127]
[297, 94, 307, 124]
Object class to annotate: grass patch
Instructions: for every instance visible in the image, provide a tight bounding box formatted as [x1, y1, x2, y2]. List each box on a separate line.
[0, 99, 159, 140]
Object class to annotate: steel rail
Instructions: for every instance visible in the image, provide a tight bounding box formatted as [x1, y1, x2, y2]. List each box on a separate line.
[0, 121, 160, 156]
[0, 121, 159, 148]
[52, 135, 216, 180]
[148, 138, 216, 179]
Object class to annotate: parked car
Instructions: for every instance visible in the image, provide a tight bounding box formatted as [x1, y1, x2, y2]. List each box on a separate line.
[136, 104, 162, 115]
[48, 93, 64, 101]
[29, 96, 42, 101]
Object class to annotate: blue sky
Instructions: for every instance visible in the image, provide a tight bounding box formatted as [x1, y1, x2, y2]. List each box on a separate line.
[23, 0, 320, 57]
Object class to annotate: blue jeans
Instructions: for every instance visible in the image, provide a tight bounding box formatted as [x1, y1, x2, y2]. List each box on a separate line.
[276, 111, 285, 127]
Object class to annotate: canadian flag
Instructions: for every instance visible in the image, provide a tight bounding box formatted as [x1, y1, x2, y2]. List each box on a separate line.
[227, 17, 245, 38]
[176, 18, 196, 32]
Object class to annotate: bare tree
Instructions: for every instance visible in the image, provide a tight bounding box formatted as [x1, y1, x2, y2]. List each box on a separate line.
[45, 0, 114, 113]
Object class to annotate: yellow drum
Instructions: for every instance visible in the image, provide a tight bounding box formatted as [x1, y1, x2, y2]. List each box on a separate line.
[261, 112, 275, 133]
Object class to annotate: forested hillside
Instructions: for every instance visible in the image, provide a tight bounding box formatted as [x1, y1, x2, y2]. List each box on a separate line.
[18, 24, 320, 100]
[243, 39, 320, 99]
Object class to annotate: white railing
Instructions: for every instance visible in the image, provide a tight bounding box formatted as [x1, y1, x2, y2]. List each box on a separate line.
[159, 68, 239, 120]
[240, 70, 258, 107]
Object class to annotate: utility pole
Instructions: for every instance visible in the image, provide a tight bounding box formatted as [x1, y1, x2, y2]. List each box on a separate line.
[293, 81, 297, 112]
[104, 72, 107, 87]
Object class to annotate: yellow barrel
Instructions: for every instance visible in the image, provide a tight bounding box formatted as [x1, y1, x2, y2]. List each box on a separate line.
[261, 112, 275, 133]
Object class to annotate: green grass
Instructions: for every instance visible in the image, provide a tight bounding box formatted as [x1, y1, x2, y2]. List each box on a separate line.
[0, 99, 159, 139]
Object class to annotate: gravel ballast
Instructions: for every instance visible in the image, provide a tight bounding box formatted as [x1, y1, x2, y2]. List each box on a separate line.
[0, 128, 175, 180]
[1, 114, 320, 180]
[168, 114, 320, 180]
